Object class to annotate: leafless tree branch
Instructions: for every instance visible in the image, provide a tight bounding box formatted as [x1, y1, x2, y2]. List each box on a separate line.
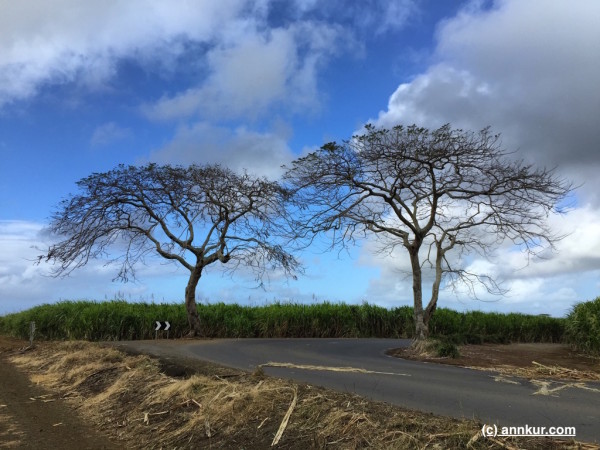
[38, 163, 301, 336]
[284, 123, 572, 340]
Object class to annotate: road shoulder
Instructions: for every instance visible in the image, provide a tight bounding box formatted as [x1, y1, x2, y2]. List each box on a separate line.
[0, 339, 119, 449]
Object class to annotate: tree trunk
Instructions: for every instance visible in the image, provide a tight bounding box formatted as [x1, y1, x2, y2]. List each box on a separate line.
[185, 265, 203, 337]
[414, 310, 428, 341]
[424, 248, 443, 327]
[409, 243, 429, 341]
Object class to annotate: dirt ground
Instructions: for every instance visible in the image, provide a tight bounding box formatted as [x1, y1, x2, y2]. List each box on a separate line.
[1, 335, 598, 449]
[0, 336, 119, 449]
[388, 342, 600, 381]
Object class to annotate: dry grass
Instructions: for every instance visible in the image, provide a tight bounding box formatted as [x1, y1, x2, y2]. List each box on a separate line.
[260, 362, 410, 377]
[530, 362, 600, 381]
[8, 341, 597, 449]
[393, 341, 600, 383]
[465, 362, 600, 382]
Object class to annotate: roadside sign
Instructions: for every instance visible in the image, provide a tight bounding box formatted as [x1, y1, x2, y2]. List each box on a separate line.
[155, 321, 171, 331]
[154, 321, 171, 339]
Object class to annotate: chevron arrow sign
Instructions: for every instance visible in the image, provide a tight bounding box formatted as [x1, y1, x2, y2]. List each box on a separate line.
[155, 321, 171, 331]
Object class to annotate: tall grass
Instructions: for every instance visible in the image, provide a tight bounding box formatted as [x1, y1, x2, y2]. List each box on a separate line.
[565, 297, 600, 355]
[0, 300, 188, 341]
[0, 300, 565, 343]
[429, 309, 565, 343]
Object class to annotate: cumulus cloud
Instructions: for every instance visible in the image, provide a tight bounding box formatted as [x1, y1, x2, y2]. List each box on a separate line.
[143, 21, 348, 122]
[373, 0, 600, 202]
[357, 203, 600, 315]
[356, 0, 600, 314]
[1, 0, 411, 115]
[0, 219, 308, 314]
[0, 220, 69, 311]
[0, 220, 189, 314]
[0, 0, 249, 107]
[359, 249, 592, 316]
[492, 204, 600, 279]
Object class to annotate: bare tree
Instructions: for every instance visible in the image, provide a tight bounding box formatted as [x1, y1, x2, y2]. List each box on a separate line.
[284, 124, 572, 341]
[38, 163, 300, 336]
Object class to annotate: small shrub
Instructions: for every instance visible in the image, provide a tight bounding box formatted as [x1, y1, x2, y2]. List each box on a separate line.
[436, 341, 460, 358]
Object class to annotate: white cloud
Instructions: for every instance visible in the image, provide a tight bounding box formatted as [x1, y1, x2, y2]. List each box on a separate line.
[0, 219, 308, 315]
[0, 220, 191, 314]
[373, 0, 600, 203]
[358, 0, 600, 315]
[0, 0, 248, 106]
[0, 1, 380, 117]
[493, 204, 600, 279]
[0, 220, 66, 310]
[144, 27, 297, 121]
[147, 121, 294, 179]
[0, 0, 417, 123]
[356, 203, 600, 316]
[143, 21, 346, 122]
[356, 0, 600, 315]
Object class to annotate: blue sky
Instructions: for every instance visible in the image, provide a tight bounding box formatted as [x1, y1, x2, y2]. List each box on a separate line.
[1, 0, 599, 316]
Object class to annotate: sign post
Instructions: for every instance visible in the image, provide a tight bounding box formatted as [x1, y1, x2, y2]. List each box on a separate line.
[29, 321, 35, 347]
[154, 321, 171, 339]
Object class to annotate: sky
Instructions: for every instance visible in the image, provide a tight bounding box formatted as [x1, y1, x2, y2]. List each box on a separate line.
[1, 0, 599, 317]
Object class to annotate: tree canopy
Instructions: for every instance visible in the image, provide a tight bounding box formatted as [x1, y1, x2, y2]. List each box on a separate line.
[284, 124, 573, 340]
[39, 163, 300, 335]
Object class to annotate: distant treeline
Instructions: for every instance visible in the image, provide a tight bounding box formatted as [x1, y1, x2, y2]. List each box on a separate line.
[0, 300, 570, 345]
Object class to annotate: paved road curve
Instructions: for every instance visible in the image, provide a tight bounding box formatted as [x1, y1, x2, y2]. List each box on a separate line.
[113, 338, 600, 443]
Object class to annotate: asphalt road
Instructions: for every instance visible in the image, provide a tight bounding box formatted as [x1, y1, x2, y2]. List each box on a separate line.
[113, 338, 600, 443]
